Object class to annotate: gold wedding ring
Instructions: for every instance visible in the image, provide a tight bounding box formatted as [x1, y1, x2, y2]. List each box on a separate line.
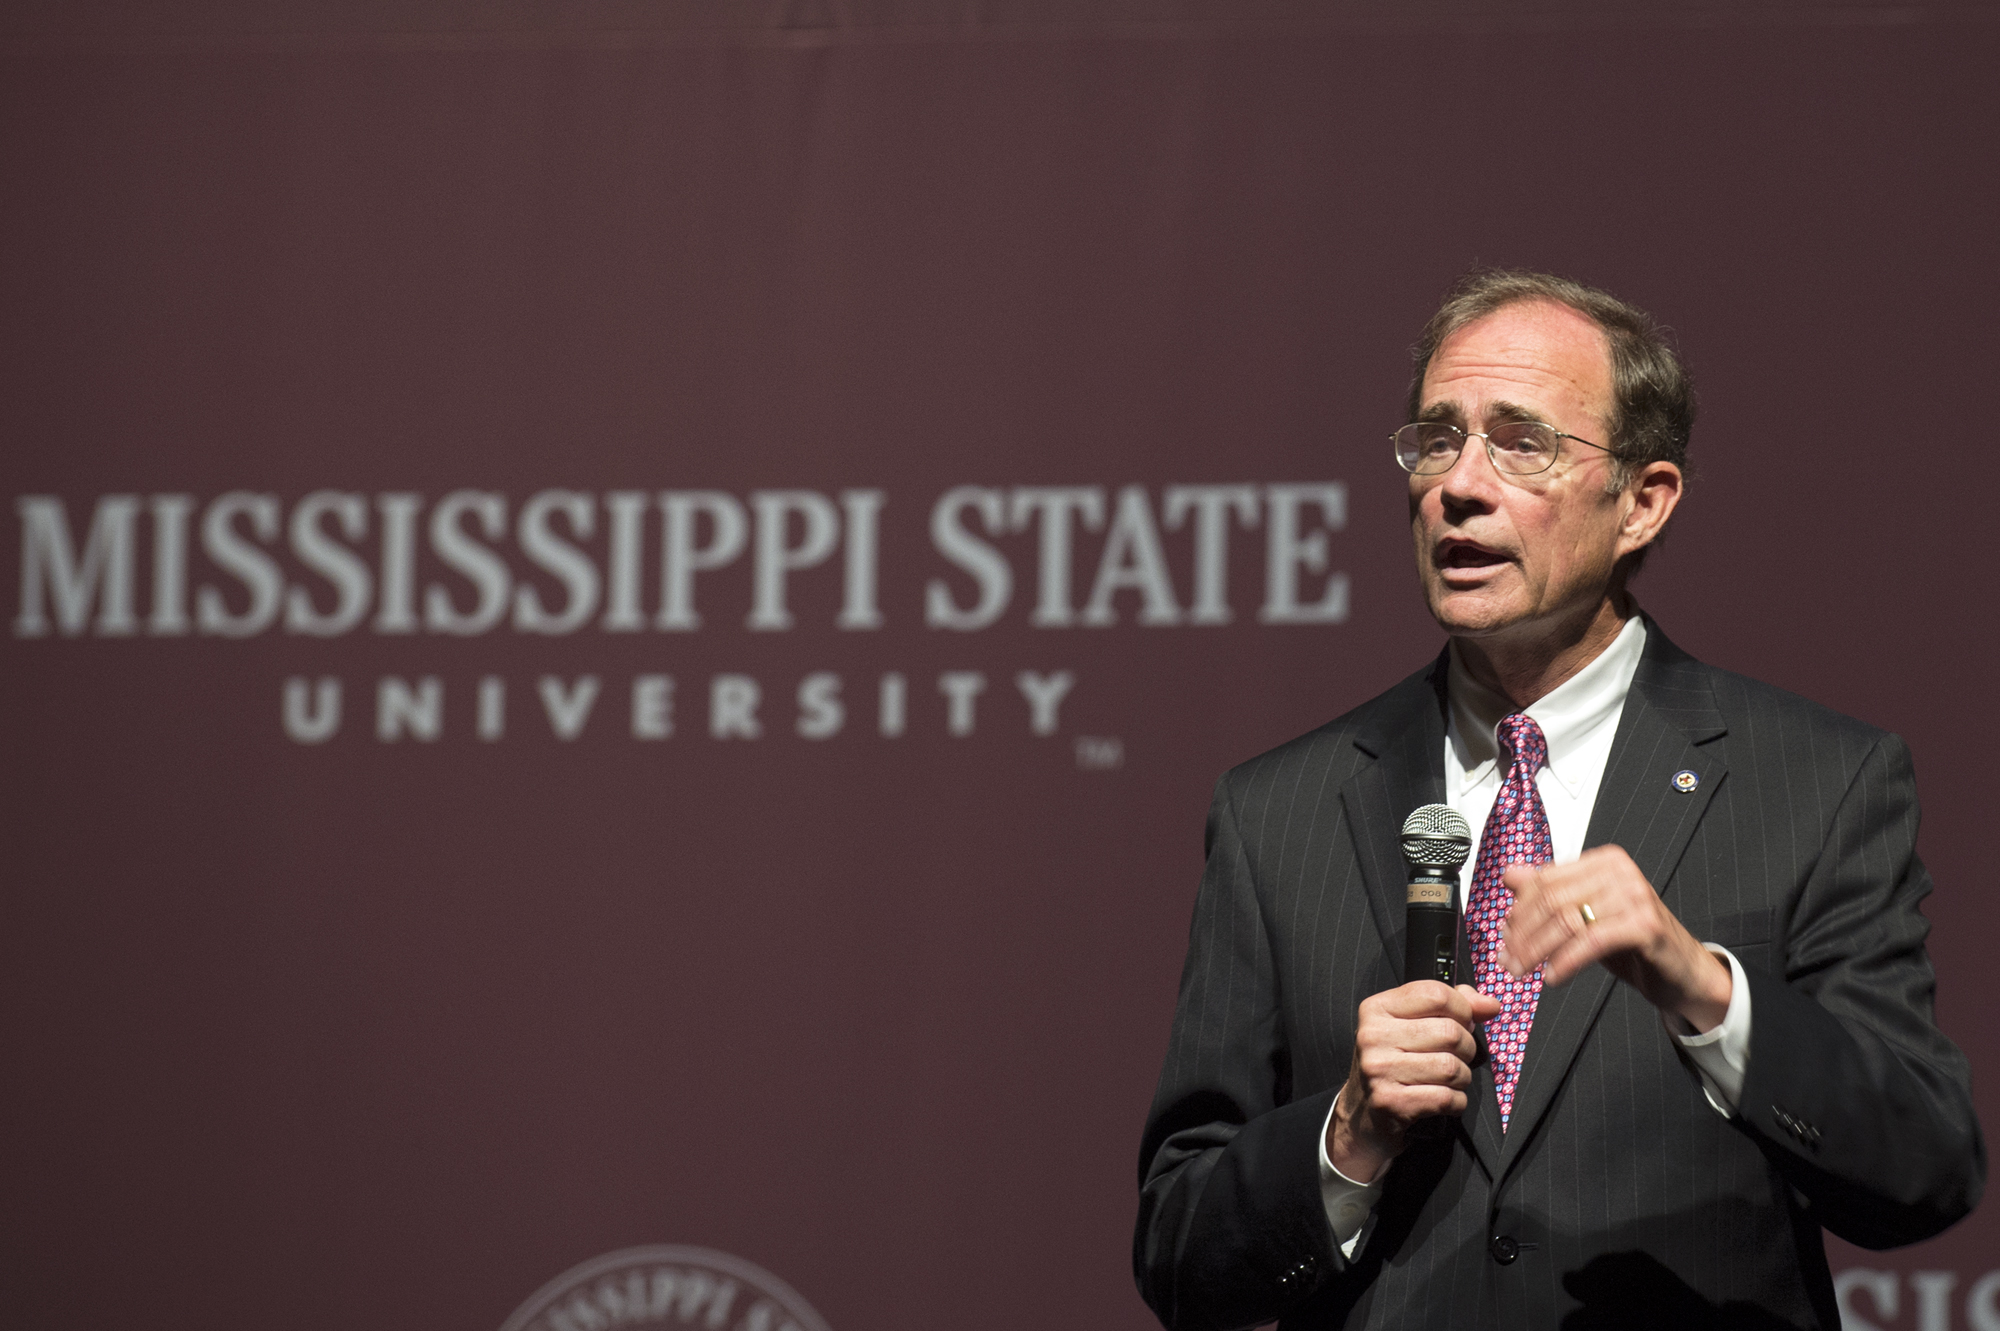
[1579, 902, 1599, 926]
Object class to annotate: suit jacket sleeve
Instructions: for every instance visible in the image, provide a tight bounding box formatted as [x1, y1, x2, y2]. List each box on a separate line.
[1134, 774, 1342, 1331]
[1737, 731, 1985, 1246]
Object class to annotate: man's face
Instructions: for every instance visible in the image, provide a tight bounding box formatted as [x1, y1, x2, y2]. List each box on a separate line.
[1410, 299, 1633, 645]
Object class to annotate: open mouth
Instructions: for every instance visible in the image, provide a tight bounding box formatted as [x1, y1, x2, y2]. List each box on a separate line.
[1438, 540, 1508, 570]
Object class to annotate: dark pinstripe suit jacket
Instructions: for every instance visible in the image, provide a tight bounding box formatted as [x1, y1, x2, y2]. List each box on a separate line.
[1135, 621, 1984, 1331]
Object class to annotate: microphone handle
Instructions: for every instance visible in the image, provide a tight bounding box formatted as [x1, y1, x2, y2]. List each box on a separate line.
[1403, 892, 1459, 986]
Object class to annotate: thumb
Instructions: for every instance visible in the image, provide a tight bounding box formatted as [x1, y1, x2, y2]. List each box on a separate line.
[1458, 983, 1502, 1018]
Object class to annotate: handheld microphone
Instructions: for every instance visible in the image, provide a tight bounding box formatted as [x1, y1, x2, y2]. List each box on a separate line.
[1401, 804, 1472, 985]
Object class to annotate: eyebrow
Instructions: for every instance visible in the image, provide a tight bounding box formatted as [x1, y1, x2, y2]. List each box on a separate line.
[1416, 399, 1553, 428]
[1485, 400, 1551, 426]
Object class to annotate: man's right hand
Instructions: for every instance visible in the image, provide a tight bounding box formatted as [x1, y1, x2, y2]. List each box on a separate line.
[1327, 981, 1500, 1183]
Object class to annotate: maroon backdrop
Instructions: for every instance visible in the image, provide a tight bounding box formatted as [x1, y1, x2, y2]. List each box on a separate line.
[3, 4, 1994, 1329]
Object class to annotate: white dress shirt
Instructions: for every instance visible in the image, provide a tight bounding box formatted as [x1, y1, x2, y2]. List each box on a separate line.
[1316, 615, 1752, 1256]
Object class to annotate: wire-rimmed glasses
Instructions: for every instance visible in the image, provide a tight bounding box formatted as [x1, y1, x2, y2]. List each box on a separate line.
[1392, 420, 1613, 476]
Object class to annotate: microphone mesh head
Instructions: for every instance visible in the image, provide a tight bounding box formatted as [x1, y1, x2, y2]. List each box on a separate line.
[1401, 803, 1473, 869]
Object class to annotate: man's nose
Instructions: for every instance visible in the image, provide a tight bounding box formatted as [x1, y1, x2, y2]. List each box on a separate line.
[1438, 433, 1501, 503]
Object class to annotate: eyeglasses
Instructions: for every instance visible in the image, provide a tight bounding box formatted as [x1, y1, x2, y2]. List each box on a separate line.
[1392, 420, 1613, 477]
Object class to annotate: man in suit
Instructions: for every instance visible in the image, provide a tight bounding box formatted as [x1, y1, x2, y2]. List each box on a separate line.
[1134, 270, 1984, 1330]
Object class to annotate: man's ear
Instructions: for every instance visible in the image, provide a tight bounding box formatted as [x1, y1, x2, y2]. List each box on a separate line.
[1618, 461, 1684, 559]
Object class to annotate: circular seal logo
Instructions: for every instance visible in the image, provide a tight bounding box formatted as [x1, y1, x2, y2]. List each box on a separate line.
[498, 1245, 832, 1331]
[1671, 769, 1700, 793]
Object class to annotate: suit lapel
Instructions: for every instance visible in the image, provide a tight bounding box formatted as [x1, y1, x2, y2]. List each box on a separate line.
[1496, 623, 1729, 1176]
[1337, 655, 1450, 996]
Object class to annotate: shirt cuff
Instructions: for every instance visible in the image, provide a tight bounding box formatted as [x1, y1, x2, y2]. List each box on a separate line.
[1665, 944, 1752, 1116]
[1318, 1093, 1386, 1260]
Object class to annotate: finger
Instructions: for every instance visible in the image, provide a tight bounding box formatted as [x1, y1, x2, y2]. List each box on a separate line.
[1538, 926, 1610, 988]
[1395, 1016, 1482, 1059]
[1499, 865, 1547, 931]
[1539, 908, 1657, 987]
[1456, 983, 1503, 1020]
[1503, 859, 1591, 912]
[1505, 857, 1621, 920]
[1530, 850, 1653, 914]
[1498, 903, 1579, 978]
[1357, 1044, 1460, 1087]
[1369, 1049, 1474, 1093]
[1375, 979, 1464, 1018]
[1429, 984, 1493, 1029]
[1500, 860, 1547, 899]
[1356, 1016, 1478, 1070]
[1366, 1055, 1477, 1124]
[1368, 1081, 1468, 1121]
[1499, 864, 1567, 941]
[1385, 1050, 1473, 1089]
[1520, 879, 1678, 983]
[1499, 878, 1595, 975]
[1513, 856, 1591, 891]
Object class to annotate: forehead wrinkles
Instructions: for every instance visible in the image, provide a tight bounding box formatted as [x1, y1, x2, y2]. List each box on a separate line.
[1423, 359, 1581, 407]
[1422, 371, 1584, 424]
[1421, 308, 1613, 432]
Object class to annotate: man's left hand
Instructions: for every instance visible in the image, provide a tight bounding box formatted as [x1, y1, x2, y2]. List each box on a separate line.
[1497, 845, 1732, 1032]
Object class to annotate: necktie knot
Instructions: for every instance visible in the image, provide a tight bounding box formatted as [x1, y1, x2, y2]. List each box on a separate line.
[1499, 713, 1548, 774]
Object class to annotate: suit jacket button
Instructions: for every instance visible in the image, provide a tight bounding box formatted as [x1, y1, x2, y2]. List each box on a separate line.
[1490, 1234, 1520, 1265]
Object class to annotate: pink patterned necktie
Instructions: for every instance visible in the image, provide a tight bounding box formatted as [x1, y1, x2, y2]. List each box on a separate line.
[1465, 713, 1554, 1131]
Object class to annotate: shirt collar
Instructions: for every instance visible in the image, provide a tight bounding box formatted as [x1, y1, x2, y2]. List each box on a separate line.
[1447, 613, 1648, 798]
